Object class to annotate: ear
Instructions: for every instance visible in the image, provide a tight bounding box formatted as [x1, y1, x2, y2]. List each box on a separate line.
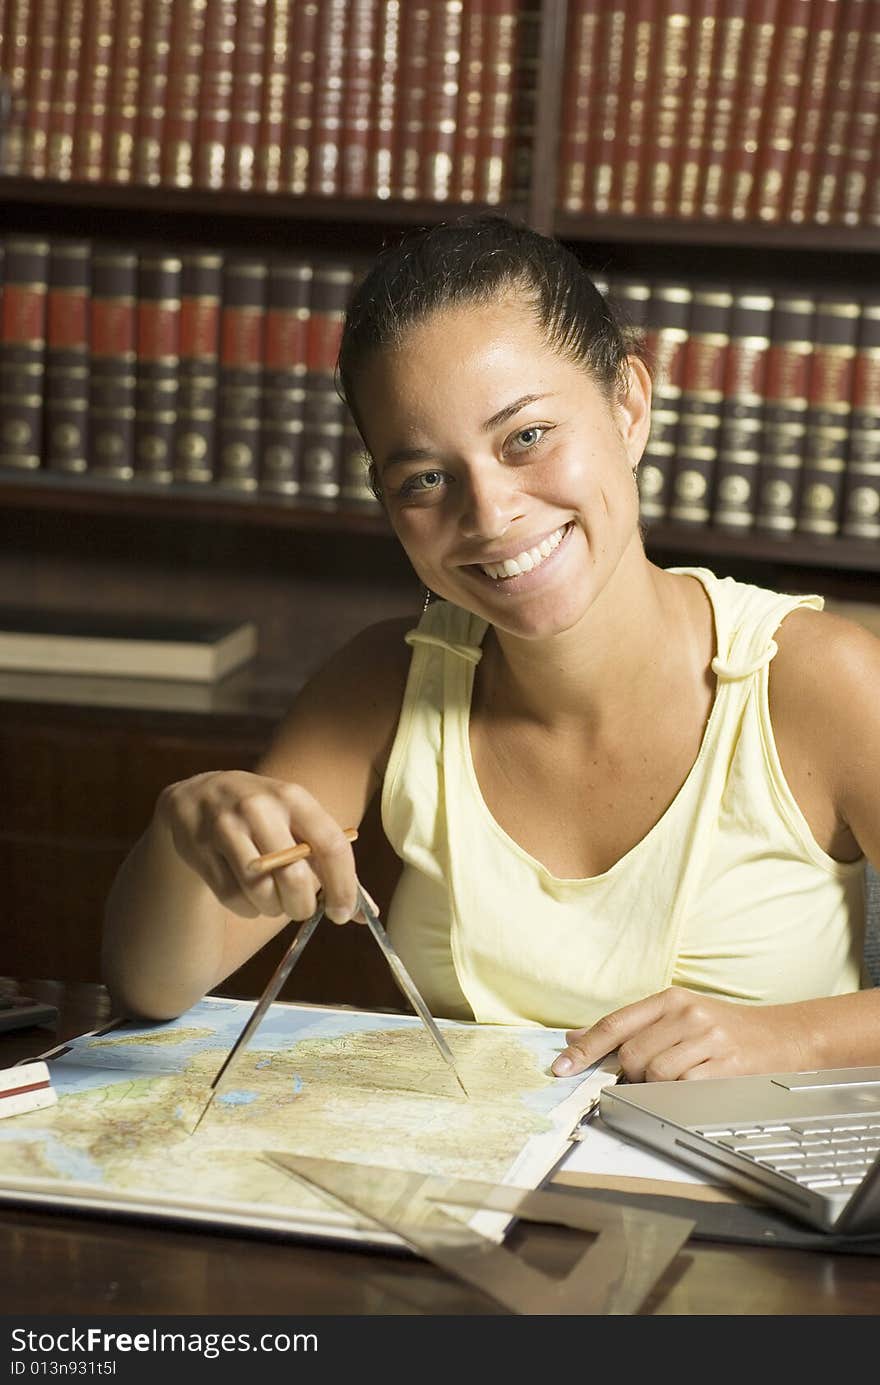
[615, 355, 653, 463]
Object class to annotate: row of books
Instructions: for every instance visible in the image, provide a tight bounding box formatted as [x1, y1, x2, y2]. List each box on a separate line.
[0, 0, 535, 205]
[596, 273, 880, 542]
[0, 233, 380, 507]
[560, 0, 880, 227]
[2, 232, 879, 544]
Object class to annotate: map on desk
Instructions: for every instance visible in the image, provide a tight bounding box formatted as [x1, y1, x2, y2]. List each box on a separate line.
[0, 997, 615, 1246]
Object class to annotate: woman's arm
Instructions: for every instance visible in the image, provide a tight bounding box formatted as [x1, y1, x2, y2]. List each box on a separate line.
[101, 617, 412, 1020]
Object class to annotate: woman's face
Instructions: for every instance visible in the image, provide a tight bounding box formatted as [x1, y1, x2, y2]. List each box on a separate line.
[357, 295, 652, 641]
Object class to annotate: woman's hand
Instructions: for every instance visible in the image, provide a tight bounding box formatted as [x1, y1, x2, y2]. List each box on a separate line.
[551, 987, 814, 1082]
[155, 770, 361, 925]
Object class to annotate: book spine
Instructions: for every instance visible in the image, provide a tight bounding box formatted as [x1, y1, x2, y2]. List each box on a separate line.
[1, 0, 32, 176]
[226, 0, 268, 191]
[556, 0, 603, 214]
[103, 0, 145, 182]
[160, 0, 207, 188]
[21, 0, 59, 179]
[173, 248, 222, 484]
[667, 286, 733, 526]
[339, 0, 378, 198]
[281, 0, 319, 194]
[259, 258, 311, 496]
[584, 0, 627, 215]
[193, 0, 237, 190]
[507, 0, 538, 202]
[371, 0, 403, 200]
[308, 0, 347, 196]
[638, 0, 693, 219]
[89, 247, 138, 481]
[711, 289, 774, 530]
[135, 252, 182, 484]
[216, 256, 267, 493]
[420, 0, 462, 202]
[254, 0, 292, 192]
[0, 235, 49, 473]
[674, 0, 721, 219]
[723, 0, 781, 220]
[698, 0, 750, 218]
[810, 0, 869, 224]
[339, 409, 379, 509]
[637, 282, 693, 524]
[604, 273, 653, 353]
[796, 295, 860, 536]
[754, 293, 816, 532]
[392, 0, 431, 200]
[71, 0, 115, 180]
[749, 0, 811, 222]
[44, 238, 91, 476]
[132, 0, 174, 186]
[841, 302, 880, 539]
[837, 21, 880, 225]
[475, 0, 519, 204]
[782, 0, 842, 224]
[300, 263, 354, 505]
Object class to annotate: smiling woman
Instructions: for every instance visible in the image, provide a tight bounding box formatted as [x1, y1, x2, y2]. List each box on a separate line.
[103, 214, 880, 1087]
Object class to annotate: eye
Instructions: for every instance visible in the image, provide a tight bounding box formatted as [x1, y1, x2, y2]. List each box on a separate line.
[398, 469, 448, 499]
[506, 424, 551, 454]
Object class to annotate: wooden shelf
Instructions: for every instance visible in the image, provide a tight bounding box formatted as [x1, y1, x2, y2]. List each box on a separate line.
[554, 212, 880, 253]
[644, 522, 880, 575]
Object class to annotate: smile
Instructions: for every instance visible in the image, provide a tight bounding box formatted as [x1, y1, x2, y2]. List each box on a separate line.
[477, 524, 571, 581]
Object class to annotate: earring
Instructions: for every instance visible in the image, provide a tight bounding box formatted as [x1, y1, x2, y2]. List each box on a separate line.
[421, 587, 434, 615]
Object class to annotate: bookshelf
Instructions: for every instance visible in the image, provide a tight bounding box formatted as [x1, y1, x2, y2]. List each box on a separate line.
[2, 0, 880, 988]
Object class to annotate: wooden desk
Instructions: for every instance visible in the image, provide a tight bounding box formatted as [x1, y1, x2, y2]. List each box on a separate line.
[2, 980, 879, 1316]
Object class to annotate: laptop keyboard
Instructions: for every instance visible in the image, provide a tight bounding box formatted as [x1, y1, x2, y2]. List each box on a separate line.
[694, 1119, 880, 1190]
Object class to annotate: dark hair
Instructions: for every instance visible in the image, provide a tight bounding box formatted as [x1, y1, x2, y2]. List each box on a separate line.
[337, 214, 640, 467]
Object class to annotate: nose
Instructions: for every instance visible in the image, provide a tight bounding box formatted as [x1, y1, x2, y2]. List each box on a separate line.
[458, 467, 523, 541]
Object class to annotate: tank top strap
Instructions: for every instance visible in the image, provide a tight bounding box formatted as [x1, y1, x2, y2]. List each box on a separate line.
[403, 601, 487, 666]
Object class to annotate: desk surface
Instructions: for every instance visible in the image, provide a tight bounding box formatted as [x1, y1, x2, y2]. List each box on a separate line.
[2, 980, 878, 1317]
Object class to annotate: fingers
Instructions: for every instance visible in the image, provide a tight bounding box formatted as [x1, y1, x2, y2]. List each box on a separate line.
[551, 991, 671, 1077]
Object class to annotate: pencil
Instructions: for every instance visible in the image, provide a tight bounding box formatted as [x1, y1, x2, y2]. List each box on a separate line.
[248, 827, 358, 873]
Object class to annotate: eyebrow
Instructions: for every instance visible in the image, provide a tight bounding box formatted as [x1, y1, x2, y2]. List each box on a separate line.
[381, 393, 554, 472]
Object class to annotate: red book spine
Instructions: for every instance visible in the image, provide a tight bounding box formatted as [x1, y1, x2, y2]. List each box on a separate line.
[300, 263, 354, 505]
[89, 247, 138, 481]
[841, 302, 880, 539]
[259, 258, 311, 495]
[135, 252, 182, 483]
[796, 296, 860, 536]
[637, 281, 693, 524]
[309, 0, 348, 197]
[44, 238, 91, 476]
[782, 0, 842, 223]
[420, 0, 462, 202]
[748, 0, 812, 222]
[556, 0, 604, 213]
[612, 0, 659, 217]
[698, 0, 751, 217]
[809, 0, 870, 224]
[339, 0, 378, 198]
[711, 288, 774, 530]
[636, 0, 692, 218]
[21, 0, 59, 178]
[507, 1, 539, 203]
[674, 0, 722, 218]
[216, 256, 267, 492]
[173, 249, 222, 484]
[721, 0, 781, 220]
[371, 0, 403, 200]
[587, 1, 628, 214]
[475, 0, 519, 204]
[0, 0, 32, 175]
[281, 0, 320, 194]
[160, 0, 207, 188]
[227, 0, 268, 191]
[132, 0, 175, 187]
[0, 235, 49, 472]
[193, 0, 237, 190]
[254, 0, 292, 193]
[754, 293, 816, 533]
[103, 0, 145, 183]
[836, 22, 880, 225]
[392, 1, 432, 200]
[667, 286, 733, 526]
[71, 0, 115, 181]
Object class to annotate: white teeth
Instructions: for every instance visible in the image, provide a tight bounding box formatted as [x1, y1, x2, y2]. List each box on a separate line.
[479, 525, 567, 581]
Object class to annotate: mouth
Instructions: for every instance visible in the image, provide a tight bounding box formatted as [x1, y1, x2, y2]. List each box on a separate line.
[468, 522, 574, 585]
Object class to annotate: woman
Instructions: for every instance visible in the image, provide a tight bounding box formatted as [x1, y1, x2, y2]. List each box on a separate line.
[103, 214, 880, 1082]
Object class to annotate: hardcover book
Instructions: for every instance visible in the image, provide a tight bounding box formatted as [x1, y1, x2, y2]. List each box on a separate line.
[0, 608, 258, 683]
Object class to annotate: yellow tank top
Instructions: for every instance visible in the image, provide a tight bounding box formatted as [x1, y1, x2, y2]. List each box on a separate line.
[381, 567, 866, 1028]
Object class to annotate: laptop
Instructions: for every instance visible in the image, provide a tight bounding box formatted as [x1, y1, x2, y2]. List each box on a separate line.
[599, 1066, 880, 1234]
